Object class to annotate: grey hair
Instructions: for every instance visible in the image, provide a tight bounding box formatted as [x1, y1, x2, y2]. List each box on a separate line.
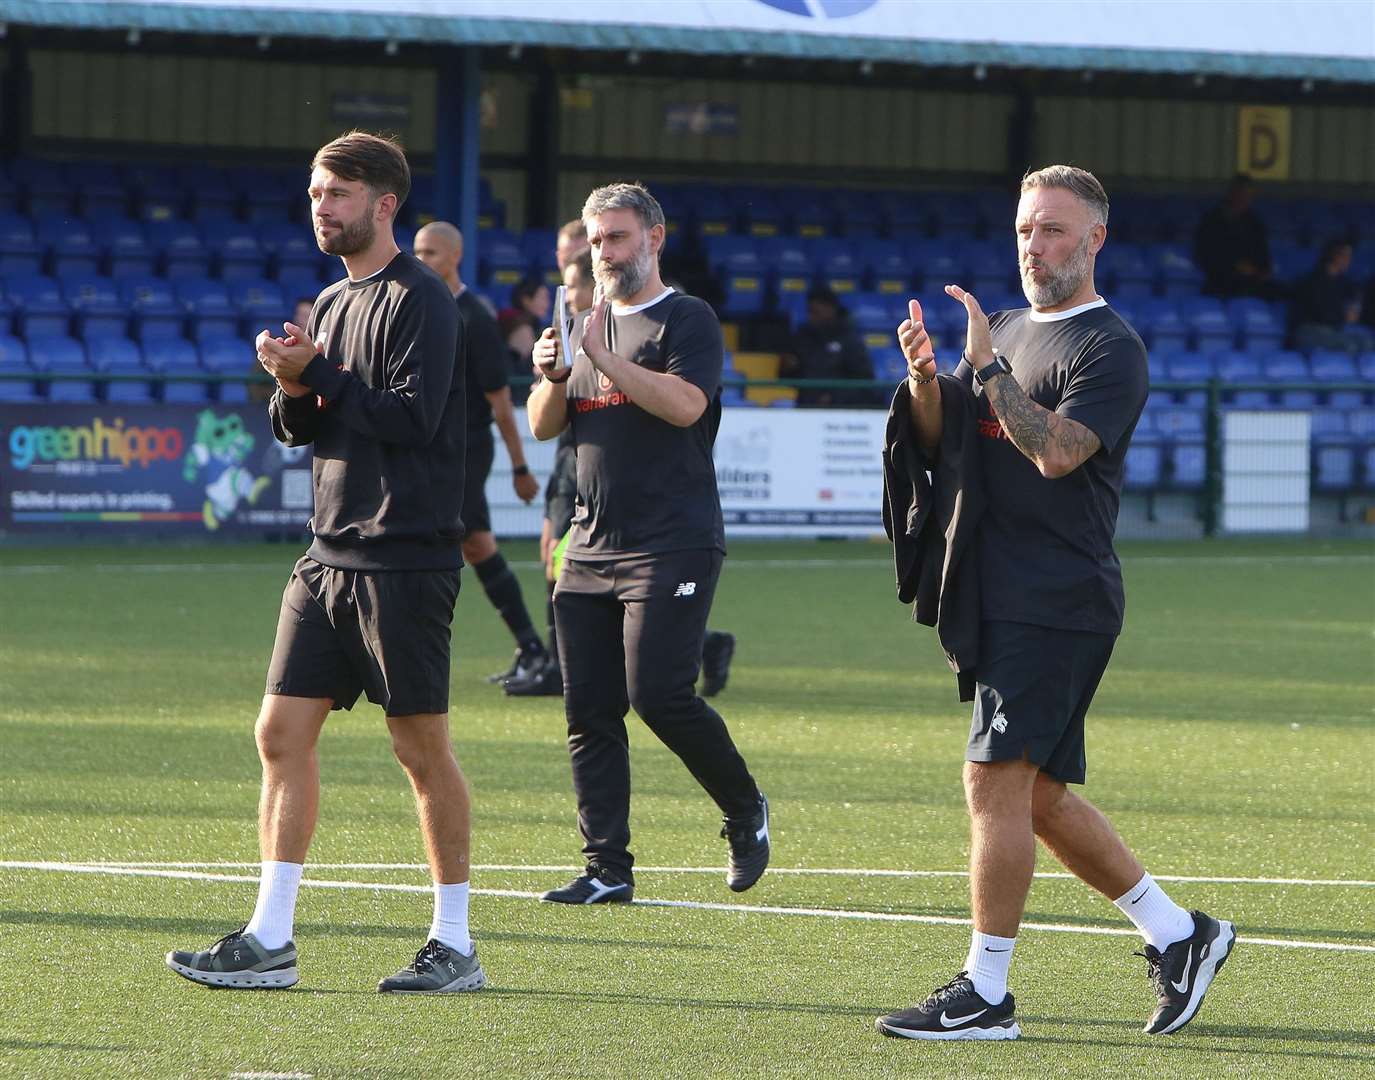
[1021, 165, 1109, 226]
[582, 182, 666, 233]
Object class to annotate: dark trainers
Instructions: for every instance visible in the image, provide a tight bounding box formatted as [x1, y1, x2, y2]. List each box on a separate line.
[876, 972, 1019, 1041]
[503, 662, 563, 697]
[1140, 910, 1235, 1034]
[378, 939, 486, 994]
[487, 644, 548, 684]
[540, 866, 634, 904]
[165, 927, 298, 990]
[701, 631, 736, 697]
[722, 792, 770, 892]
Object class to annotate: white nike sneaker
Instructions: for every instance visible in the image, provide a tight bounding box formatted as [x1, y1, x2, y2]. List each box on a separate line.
[1140, 909, 1235, 1034]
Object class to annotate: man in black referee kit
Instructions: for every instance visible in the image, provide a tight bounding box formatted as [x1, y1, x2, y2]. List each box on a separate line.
[876, 165, 1234, 1041]
[527, 182, 769, 904]
[412, 220, 549, 685]
[166, 131, 485, 994]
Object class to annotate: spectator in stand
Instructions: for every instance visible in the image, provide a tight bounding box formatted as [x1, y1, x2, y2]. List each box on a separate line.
[1193, 174, 1279, 299]
[779, 286, 875, 407]
[500, 276, 551, 404]
[1290, 239, 1375, 354]
[557, 218, 589, 272]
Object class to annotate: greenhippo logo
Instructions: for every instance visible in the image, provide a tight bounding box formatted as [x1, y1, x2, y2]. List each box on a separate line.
[9, 417, 184, 470]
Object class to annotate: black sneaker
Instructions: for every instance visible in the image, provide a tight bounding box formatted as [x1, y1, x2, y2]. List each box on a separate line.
[165, 926, 298, 990]
[503, 662, 563, 697]
[1139, 910, 1236, 1035]
[876, 972, 1019, 1041]
[721, 792, 769, 892]
[487, 644, 548, 684]
[540, 866, 634, 905]
[701, 631, 736, 697]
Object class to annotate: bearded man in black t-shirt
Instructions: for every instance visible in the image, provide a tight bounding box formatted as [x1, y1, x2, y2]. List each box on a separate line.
[527, 182, 769, 904]
[876, 166, 1234, 1043]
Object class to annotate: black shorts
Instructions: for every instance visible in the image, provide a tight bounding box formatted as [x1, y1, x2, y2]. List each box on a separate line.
[966, 620, 1116, 785]
[462, 435, 495, 537]
[265, 556, 460, 716]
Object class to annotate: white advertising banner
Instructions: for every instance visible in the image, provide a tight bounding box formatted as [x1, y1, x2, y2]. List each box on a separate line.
[485, 407, 887, 540]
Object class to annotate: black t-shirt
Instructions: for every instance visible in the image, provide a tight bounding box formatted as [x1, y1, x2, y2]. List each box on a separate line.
[953, 300, 1148, 635]
[456, 287, 509, 446]
[270, 251, 466, 571]
[563, 289, 725, 559]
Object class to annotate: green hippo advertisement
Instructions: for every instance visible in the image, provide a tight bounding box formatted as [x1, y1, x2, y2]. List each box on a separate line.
[1, 404, 313, 533]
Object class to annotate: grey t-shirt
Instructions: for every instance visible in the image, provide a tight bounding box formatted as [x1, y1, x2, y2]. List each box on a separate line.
[953, 300, 1148, 635]
[564, 289, 726, 559]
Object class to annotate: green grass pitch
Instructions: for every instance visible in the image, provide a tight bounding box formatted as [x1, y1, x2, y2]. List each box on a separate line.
[1, 538, 1372, 1079]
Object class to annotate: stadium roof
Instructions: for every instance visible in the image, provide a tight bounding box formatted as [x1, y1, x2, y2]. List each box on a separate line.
[5, 0, 1374, 83]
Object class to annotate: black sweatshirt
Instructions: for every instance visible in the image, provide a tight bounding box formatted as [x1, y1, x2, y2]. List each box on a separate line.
[269, 252, 467, 571]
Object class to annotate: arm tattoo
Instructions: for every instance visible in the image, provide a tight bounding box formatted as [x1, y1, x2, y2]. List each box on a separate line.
[982, 372, 1100, 475]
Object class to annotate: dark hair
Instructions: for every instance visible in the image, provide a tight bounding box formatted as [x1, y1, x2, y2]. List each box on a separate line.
[807, 285, 842, 309]
[311, 130, 410, 210]
[569, 248, 594, 285]
[1318, 237, 1352, 266]
[511, 275, 547, 308]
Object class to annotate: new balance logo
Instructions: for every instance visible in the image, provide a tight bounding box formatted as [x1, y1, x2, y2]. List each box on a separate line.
[991, 712, 1009, 734]
[673, 582, 697, 597]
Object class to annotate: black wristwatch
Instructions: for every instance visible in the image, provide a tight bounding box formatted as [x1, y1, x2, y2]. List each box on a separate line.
[973, 354, 1013, 385]
[513, 464, 530, 477]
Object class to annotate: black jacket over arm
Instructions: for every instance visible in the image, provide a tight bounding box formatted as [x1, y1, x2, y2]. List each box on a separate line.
[881, 374, 985, 701]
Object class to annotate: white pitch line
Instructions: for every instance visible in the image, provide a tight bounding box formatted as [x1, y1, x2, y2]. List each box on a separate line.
[3, 861, 1371, 954]
[63, 860, 1375, 889]
[2, 553, 1368, 576]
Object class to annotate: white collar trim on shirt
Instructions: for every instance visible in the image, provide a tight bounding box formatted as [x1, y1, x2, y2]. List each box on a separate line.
[1027, 296, 1107, 322]
[611, 287, 676, 316]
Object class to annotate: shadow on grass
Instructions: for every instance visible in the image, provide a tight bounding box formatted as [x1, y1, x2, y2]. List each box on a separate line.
[480, 984, 885, 1019]
[0, 1039, 130, 1053]
[0, 908, 706, 953]
[1021, 1013, 1375, 1055]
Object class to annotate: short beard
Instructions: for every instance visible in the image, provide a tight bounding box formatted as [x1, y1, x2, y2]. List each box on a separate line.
[1021, 231, 1092, 308]
[317, 206, 376, 257]
[594, 237, 653, 301]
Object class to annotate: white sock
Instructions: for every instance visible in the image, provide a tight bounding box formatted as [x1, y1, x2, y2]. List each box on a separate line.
[429, 881, 473, 956]
[964, 930, 1016, 1004]
[1113, 872, 1195, 951]
[243, 860, 303, 950]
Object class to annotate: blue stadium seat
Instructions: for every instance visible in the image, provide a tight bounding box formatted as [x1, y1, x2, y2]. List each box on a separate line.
[146, 220, 210, 279]
[738, 191, 785, 238]
[479, 231, 528, 290]
[77, 178, 130, 220]
[1167, 440, 1207, 490]
[30, 335, 95, 402]
[1154, 245, 1204, 297]
[1102, 243, 1154, 298]
[881, 194, 927, 237]
[1183, 297, 1235, 354]
[1261, 353, 1315, 408]
[720, 274, 767, 318]
[0, 332, 37, 401]
[1228, 297, 1285, 355]
[143, 337, 208, 403]
[65, 275, 128, 341]
[906, 240, 961, 293]
[1138, 298, 1189, 353]
[14, 161, 73, 216]
[871, 346, 907, 384]
[8, 275, 72, 339]
[92, 217, 155, 279]
[1152, 406, 1206, 440]
[178, 279, 240, 342]
[0, 211, 42, 276]
[1313, 443, 1357, 491]
[859, 240, 910, 295]
[820, 245, 862, 296]
[850, 292, 895, 336]
[1124, 435, 1164, 491]
[833, 191, 882, 238]
[965, 242, 1014, 297]
[260, 223, 319, 281]
[36, 215, 102, 278]
[231, 279, 286, 326]
[925, 193, 979, 238]
[1310, 350, 1363, 408]
[691, 190, 734, 237]
[199, 336, 252, 374]
[122, 276, 184, 341]
[1347, 408, 1375, 443]
[789, 195, 832, 239]
[89, 337, 154, 403]
[202, 220, 266, 281]
[762, 236, 816, 284]
[189, 171, 239, 223]
[1214, 351, 1267, 405]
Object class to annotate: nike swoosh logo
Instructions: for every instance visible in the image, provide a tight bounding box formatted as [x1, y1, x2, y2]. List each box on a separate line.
[940, 1009, 987, 1028]
[984, 947, 1011, 953]
[1171, 946, 1194, 993]
[1130, 887, 1150, 904]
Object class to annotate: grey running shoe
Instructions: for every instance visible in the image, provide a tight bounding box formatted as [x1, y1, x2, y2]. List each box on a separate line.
[378, 939, 487, 994]
[1140, 910, 1235, 1034]
[488, 645, 548, 684]
[722, 792, 770, 892]
[165, 927, 298, 989]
